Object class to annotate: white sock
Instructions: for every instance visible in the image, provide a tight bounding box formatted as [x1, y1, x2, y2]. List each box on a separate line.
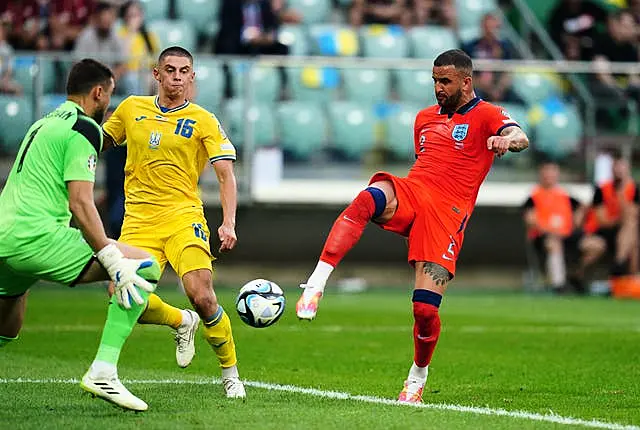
[306, 261, 334, 292]
[408, 362, 428, 383]
[179, 309, 192, 328]
[89, 360, 117, 378]
[547, 251, 566, 288]
[221, 365, 239, 379]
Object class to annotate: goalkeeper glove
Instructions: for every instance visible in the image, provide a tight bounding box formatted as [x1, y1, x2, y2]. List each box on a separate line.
[96, 244, 156, 309]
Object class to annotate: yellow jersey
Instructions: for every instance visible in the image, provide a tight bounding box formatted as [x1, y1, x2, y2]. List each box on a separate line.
[103, 95, 235, 223]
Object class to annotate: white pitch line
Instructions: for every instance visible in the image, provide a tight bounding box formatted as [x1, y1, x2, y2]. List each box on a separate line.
[0, 378, 637, 430]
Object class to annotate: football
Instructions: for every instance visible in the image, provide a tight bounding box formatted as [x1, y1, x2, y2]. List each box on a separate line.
[235, 279, 286, 328]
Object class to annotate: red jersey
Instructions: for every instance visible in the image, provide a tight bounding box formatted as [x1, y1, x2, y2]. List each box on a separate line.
[410, 97, 518, 212]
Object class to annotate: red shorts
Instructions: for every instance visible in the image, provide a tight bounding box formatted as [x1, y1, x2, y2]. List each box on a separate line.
[369, 172, 469, 276]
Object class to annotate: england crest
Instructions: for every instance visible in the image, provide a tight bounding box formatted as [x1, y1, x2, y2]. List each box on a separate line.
[452, 124, 469, 141]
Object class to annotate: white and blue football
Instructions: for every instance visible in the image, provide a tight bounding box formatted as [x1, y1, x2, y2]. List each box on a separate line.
[235, 279, 285, 328]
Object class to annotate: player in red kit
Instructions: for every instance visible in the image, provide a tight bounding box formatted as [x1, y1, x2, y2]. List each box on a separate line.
[295, 49, 529, 403]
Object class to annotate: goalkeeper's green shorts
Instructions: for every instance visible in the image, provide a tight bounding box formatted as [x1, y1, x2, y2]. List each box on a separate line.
[0, 226, 95, 297]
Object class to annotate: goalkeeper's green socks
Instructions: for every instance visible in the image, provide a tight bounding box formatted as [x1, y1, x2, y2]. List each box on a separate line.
[88, 260, 160, 377]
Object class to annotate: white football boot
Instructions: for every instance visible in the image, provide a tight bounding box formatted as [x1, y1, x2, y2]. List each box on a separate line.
[222, 376, 246, 399]
[80, 371, 148, 411]
[295, 284, 323, 321]
[175, 309, 200, 368]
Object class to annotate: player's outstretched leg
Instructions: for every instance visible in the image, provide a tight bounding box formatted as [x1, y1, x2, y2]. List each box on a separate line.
[81, 258, 161, 412]
[137, 293, 200, 368]
[182, 265, 245, 399]
[297, 186, 389, 320]
[398, 263, 446, 404]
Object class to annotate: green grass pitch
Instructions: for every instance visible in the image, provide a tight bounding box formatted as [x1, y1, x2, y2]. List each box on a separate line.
[1, 285, 639, 429]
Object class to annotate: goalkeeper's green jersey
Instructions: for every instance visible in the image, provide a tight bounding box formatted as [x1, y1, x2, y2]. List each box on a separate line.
[0, 101, 102, 254]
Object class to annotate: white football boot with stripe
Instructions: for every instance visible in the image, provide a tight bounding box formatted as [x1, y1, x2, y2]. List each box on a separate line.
[222, 376, 246, 399]
[80, 370, 148, 411]
[175, 309, 200, 368]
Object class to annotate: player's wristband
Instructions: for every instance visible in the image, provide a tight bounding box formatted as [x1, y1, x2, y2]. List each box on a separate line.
[96, 243, 124, 269]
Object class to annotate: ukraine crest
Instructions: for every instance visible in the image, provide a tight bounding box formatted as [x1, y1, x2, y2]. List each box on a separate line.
[148, 131, 162, 149]
[452, 124, 469, 141]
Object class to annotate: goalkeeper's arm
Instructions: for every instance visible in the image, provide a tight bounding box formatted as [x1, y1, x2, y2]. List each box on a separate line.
[67, 180, 111, 252]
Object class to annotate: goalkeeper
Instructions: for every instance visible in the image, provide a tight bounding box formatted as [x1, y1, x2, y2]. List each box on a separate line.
[0, 59, 159, 412]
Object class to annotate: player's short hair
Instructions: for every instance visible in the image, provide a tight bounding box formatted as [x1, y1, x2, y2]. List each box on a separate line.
[434, 49, 473, 77]
[66, 58, 114, 96]
[158, 46, 193, 65]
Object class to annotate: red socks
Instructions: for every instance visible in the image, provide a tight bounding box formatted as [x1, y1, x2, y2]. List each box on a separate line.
[319, 190, 377, 267]
[412, 290, 442, 367]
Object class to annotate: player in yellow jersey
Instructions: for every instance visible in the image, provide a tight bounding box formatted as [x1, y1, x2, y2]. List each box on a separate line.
[102, 46, 245, 398]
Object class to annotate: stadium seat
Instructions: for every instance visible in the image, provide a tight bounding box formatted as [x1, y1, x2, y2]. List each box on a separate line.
[286, 66, 339, 103]
[342, 68, 390, 103]
[193, 59, 225, 112]
[394, 69, 437, 105]
[359, 25, 409, 59]
[139, 0, 169, 21]
[176, 0, 219, 36]
[109, 95, 128, 111]
[511, 71, 563, 106]
[222, 99, 276, 149]
[455, 0, 498, 31]
[409, 26, 459, 59]
[308, 24, 359, 56]
[385, 103, 422, 160]
[149, 20, 197, 52]
[531, 100, 583, 160]
[231, 62, 280, 103]
[278, 25, 310, 56]
[286, 0, 331, 24]
[0, 96, 33, 154]
[13, 56, 57, 94]
[327, 101, 376, 159]
[42, 94, 67, 116]
[498, 103, 531, 136]
[276, 101, 327, 160]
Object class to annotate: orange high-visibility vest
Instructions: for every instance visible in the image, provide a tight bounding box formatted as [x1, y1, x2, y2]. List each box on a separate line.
[584, 181, 636, 233]
[527, 186, 574, 239]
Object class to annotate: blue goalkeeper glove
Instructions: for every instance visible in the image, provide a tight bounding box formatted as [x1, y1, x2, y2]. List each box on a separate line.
[96, 244, 156, 309]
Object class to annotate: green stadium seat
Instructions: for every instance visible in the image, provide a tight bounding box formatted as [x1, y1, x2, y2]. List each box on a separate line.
[176, 0, 220, 36]
[13, 56, 57, 94]
[342, 68, 390, 103]
[511, 71, 563, 106]
[276, 101, 327, 160]
[532, 102, 583, 160]
[222, 99, 276, 149]
[498, 103, 531, 136]
[384, 103, 422, 159]
[278, 25, 309, 56]
[458, 26, 482, 45]
[328, 101, 376, 159]
[409, 26, 458, 59]
[286, 66, 339, 103]
[149, 20, 197, 51]
[394, 69, 437, 105]
[231, 62, 280, 103]
[139, 0, 169, 21]
[109, 95, 129, 111]
[359, 25, 409, 59]
[0, 96, 33, 153]
[286, 0, 331, 24]
[455, 0, 498, 30]
[193, 59, 225, 112]
[42, 94, 67, 116]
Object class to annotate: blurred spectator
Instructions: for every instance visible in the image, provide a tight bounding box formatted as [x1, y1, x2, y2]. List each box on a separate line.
[350, 0, 412, 27]
[584, 154, 640, 276]
[74, 3, 125, 86]
[627, 0, 640, 30]
[0, 0, 92, 51]
[411, 0, 456, 28]
[117, 1, 159, 95]
[548, 0, 607, 60]
[215, 0, 289, 98]
[463, 13, 520, 103]
[0, 24, 22, 95]
[272, 0, 302, 24]
[591, 10, 640, 107]
[522, 161, 603, 294]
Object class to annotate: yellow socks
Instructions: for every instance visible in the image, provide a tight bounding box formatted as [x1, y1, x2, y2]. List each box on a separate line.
[202, 306, 237, 368]
[138, 293, 183, 329]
